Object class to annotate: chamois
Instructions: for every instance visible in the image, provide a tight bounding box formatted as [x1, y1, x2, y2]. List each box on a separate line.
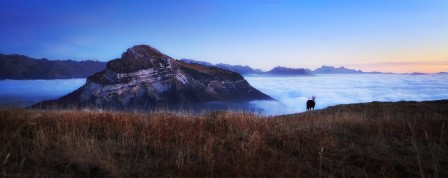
[306, 96, 316, 111]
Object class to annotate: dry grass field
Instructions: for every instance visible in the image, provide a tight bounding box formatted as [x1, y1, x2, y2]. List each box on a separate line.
[1, 100, 447, 177]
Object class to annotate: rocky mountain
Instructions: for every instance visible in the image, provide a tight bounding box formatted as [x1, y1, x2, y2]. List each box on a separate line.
[0, 54, 106, 79]
[37, 45, 273, 109]
[266, 66, 313, 75]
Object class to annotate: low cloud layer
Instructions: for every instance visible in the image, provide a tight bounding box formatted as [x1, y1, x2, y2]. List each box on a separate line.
[1, 75, 447, 114]
[0, 79, 86, 105]
[246, 74, 448, 115]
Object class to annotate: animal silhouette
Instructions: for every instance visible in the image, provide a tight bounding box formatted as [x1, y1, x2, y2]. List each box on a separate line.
[306, 96, 316, 111]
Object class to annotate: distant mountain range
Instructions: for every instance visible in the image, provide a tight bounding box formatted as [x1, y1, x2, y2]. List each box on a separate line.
[180, 59, 381, 75]
[314, 65, 362, 74]
[180, 59, 263, 74]
[181, 59, 314, 75]
[1, 54, 445, 80]
[0, 54, 106, 79]
[266, 66, 313, 75]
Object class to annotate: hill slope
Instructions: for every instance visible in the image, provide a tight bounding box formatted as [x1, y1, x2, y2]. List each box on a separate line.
[2, 100, 447, 177]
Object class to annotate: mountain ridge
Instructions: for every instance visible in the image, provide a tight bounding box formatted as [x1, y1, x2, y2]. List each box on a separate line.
[266, 66, 313, 75]
[0, 53, 106, 79]
[180, 59, 380, 75]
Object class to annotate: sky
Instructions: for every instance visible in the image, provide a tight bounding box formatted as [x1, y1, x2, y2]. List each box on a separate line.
[0, 0, 447, 73]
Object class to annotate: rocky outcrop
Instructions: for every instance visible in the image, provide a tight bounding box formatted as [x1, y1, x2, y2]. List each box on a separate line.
[37, 45, 273, 109]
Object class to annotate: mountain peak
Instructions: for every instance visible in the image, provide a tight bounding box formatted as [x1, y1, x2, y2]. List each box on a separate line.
[124, 45, 166, 59]
[107, 45, 171, 73]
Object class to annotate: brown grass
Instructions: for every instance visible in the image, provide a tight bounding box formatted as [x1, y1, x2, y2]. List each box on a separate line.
[1, 100, 447, 177]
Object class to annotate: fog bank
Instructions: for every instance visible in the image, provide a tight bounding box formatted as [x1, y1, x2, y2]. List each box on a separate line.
[246, 74, 448, 115]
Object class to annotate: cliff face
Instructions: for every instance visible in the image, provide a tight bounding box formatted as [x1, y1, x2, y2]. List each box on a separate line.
[39, 45, 272, 108]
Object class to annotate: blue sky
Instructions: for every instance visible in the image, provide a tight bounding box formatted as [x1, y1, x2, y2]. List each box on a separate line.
[1, 0, 447, 72]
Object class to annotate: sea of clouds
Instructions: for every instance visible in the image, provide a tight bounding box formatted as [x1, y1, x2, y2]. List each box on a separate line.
[1, 74, 447, 114]
[0, 79, 86, 106]
[245, 74, 448, 115]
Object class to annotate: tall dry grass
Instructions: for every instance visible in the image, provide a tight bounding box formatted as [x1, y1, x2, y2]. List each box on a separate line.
[0, 100, 447, 177]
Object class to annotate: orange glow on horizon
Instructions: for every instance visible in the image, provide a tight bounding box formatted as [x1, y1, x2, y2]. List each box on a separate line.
[346, 61, 448, 73]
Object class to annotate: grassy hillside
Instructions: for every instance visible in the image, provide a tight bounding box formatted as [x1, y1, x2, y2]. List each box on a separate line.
[1, 100, 447, 177]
